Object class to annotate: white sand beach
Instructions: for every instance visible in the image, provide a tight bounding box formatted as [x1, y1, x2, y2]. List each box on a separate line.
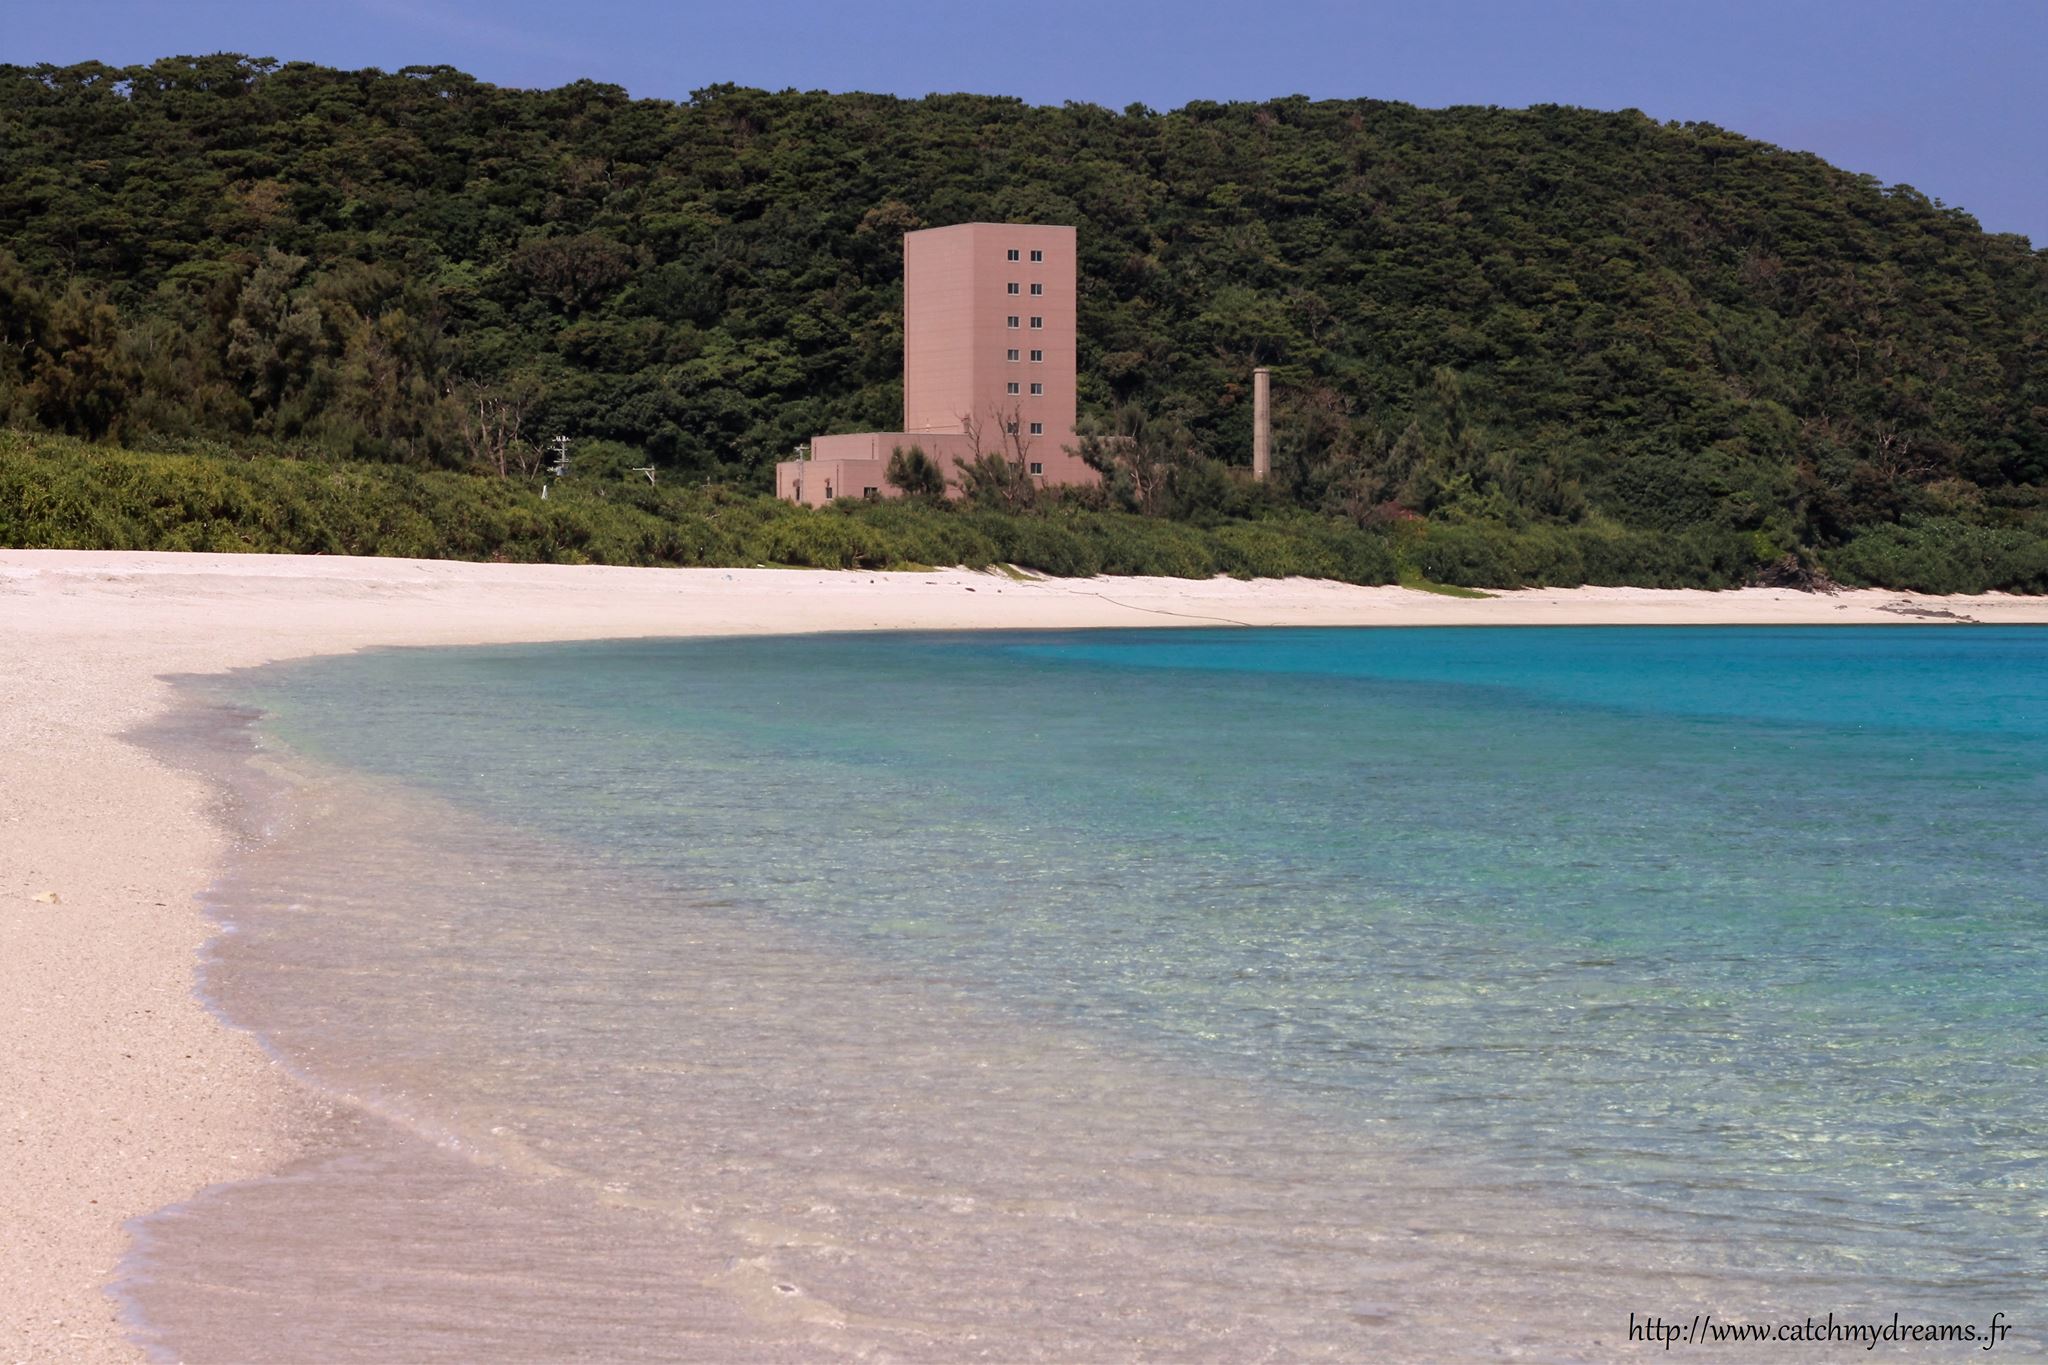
[5, 548, 2045, 1360]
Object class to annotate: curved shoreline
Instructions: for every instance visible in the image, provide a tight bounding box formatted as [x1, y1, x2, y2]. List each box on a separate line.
[4, 548, 2046, 1359]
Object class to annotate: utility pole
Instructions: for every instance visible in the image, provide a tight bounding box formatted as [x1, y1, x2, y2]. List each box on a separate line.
[541, 434, 569, 498]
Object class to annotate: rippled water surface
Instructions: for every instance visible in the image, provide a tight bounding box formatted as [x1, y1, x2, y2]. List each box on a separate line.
[126, 627, 2048, 1359]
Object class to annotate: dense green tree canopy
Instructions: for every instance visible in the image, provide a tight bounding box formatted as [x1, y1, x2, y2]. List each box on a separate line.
[1, 54, 2043, 565]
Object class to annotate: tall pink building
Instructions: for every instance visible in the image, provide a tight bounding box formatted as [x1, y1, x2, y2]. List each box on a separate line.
[776, 223, 1096, 505]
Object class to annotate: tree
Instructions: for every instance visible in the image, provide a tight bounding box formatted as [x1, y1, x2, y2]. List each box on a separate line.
[329, 308, 452, 465]
[506, 233, 636, 313]
[952, 405, 1038, 509]
[28, 282, 136, 440]
[885, 443, 946, 498]
[1073, 403, 1198, 515]
[0, 253, 47, 426]
[453, 381, 530, 477]
[224, 249, 323, 431]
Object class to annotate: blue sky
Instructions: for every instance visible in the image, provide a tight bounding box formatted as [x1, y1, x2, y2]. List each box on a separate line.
[9, 0, 2044, 244]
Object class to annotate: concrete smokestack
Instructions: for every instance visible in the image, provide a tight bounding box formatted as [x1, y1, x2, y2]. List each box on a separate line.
[1251, 366, 1272, 481]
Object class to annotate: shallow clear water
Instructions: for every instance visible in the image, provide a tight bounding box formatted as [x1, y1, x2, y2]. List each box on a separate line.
[125, 627, 2048, 1359]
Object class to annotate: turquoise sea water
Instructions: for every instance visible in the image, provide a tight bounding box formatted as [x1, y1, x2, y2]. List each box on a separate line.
[128, 627, 2048, 1359]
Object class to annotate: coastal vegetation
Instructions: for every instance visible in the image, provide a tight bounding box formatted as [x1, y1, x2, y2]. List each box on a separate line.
[2, 56, 2044, 589]
[13, 430, 2039, 592]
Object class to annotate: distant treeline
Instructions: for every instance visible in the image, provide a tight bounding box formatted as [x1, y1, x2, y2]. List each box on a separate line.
[7, 432, 2043, 593]
[1, 56, 2044, 589]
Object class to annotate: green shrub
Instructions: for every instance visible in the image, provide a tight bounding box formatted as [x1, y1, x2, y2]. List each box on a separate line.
[755, 512, 889, 568]
[965, 511, 1105, 578]
[1830, 520, 2048, 594]
[2, 430, 2033, 592]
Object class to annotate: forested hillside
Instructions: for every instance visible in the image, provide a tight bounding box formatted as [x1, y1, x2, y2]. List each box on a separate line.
[2, 55, 2044, 585]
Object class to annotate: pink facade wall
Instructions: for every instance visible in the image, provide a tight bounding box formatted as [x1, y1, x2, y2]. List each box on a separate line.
[903, 223, 1091, 487]
[776, 454, 887, 508]
[807, 432, 979, 465]
[901, 227, 982, 440]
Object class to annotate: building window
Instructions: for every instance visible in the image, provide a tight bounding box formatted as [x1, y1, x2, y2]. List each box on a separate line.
[824, 481, 833, 500]
[1006, 420, 1019, 434]
[1029, 249, 1043, 262]
[1029, 316, 1042, 329]
[1029, 461, 1044, 475]
[1029, 283, 1043, 295]
[1007, 382, 1019, 395]
[1029, 422, 1043, 435]
[1029, 349, 1043, 362]
[862, 486, 878, 499]
[1007, 315, 1019, 328]
[1006, 282, 1019, 295]
[1007, 248, 1019, 261]
[1030, 382, 1043, 395]
[1006, 348, 1019, 361]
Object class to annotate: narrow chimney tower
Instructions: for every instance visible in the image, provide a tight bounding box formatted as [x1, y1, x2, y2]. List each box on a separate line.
[1251, 366, 1272, 481]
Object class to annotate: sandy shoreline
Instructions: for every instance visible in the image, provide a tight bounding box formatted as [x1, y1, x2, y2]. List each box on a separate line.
[5, 548, 2045, 1359]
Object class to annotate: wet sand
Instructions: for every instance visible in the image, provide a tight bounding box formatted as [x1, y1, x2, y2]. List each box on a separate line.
[4, 548, 2044, 1358]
